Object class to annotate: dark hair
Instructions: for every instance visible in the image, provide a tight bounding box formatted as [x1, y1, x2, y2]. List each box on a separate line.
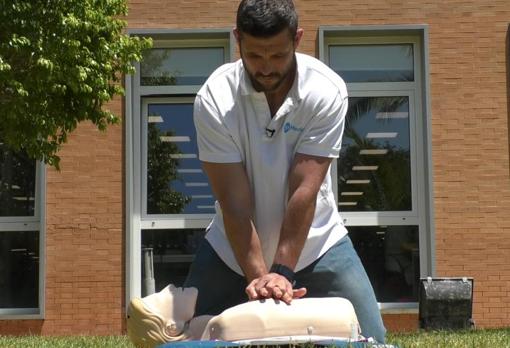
[236, 0, 298, 38]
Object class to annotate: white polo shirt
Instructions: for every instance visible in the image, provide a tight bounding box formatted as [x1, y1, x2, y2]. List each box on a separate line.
[194, 52, 349, 275]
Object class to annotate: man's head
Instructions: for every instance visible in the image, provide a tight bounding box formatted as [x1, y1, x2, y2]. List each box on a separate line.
[234, 0, 303, 93]
[236, 0, 298, 39]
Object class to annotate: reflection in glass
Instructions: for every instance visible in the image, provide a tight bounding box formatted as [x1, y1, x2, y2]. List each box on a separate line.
[338, 96, 411, 212]
[141, 229, 205, 291]
[147, 115, 190, 214]
[146, 103, 216, 215]
[329, 44, 414, 83]
[0, 143, 36, 217]
[0, 231, 39, 308]
[349, 225, 419, 302]
[141, 47, 225, 86]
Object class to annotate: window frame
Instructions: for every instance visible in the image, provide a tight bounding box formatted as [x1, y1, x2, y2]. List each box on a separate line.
[0, 161, 46, 319]
[126, 29, 233, 302]
[320, 25, 434, 312]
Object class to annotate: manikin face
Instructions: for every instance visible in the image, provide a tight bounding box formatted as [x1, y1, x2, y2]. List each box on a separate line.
[235, 28, 303, 93]
[167, 284, 198, 324]
[142, 284, 198, 335]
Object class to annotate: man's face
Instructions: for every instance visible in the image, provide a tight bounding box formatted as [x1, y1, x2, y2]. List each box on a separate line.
[236, 28, 303, 93]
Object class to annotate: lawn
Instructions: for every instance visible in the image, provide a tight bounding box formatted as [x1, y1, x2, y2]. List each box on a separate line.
[387, 328, 510, 347]
[0, 329, 509, 347]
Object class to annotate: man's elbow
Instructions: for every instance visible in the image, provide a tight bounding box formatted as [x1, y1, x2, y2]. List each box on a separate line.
[291, 184, 320, 201]
[218, 199, 253, 221]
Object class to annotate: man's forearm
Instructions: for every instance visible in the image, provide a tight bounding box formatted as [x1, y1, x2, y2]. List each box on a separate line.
[272, 185, 317, 270]
[223, 212, 268, 282]
[201, 161, 268, 283]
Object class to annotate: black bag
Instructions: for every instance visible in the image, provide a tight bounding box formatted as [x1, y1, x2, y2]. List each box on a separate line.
[419, 277, 474, 330]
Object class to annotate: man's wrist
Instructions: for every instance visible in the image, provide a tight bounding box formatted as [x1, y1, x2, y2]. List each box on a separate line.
[270, 263, 295, 283]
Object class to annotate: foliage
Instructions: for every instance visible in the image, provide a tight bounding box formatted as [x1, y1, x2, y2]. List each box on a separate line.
[0, 0, 151, 168]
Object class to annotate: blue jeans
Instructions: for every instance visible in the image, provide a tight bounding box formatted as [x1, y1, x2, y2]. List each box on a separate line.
[183, 235, 386, 343]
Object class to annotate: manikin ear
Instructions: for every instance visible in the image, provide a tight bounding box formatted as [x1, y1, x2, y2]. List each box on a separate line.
[294, 28, 304, 49]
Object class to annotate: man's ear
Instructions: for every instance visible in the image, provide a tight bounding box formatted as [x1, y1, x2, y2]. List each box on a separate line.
[233, 27, 241, 43]
[294, 28, 304, 48]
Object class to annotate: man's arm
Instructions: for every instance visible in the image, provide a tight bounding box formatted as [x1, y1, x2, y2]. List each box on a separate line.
[201, 161, 267, 283]
[252, 152, 333, 303]
[275, 152, 333, 269]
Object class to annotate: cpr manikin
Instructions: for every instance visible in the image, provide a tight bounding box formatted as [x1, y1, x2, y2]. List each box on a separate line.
[127, 284, 360, 348]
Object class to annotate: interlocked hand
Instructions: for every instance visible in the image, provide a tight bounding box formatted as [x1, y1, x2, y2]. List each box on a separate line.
[246, 273, 307, 304]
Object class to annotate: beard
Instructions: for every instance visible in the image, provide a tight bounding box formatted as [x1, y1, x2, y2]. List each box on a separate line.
[243, 55, 296, 93]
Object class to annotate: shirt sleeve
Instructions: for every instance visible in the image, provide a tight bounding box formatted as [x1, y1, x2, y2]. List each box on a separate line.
[193, 95, 242, 163]
[296, 93, 348, 158]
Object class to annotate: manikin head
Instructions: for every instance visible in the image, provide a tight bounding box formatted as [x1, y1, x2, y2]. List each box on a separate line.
[127, 284, 198, 348]
[234, 0, 304, 94]
[156, 284, 197, 330]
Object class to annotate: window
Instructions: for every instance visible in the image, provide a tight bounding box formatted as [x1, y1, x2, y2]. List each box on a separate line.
[141, 228, 205, 294]
[141, 47, 225, 86]
[0, 231, 39, 308]
[338, 95, 412, 212]
[0, 148, 36, 217]
[321, 26, 434, 309]
[142, 99, 215, 216]
[349, 225, 419, 303]
[329, 44, 414, 83]
[0, 143, 44, 317]
[126, 30, 232, 300]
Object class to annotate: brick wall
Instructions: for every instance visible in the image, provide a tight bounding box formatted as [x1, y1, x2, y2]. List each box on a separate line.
[41, 116, 125, 335]
[0, 100, 125, 335]
[383, 314, 419, 332]
[1, 0, 509, 335]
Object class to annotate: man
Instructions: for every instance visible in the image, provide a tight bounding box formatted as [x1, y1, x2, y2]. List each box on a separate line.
[185, 0, 386, 343]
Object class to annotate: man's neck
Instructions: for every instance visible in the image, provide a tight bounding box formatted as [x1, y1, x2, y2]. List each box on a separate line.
[265, 64, 297, 117]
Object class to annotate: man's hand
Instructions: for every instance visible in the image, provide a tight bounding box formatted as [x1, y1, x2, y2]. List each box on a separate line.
[245, 273, 307, 304]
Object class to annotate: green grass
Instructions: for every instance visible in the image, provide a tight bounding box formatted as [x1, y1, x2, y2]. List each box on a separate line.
[387, 328, 510, 348]
[0, 329, 510, 347]
[0, 335, 135, 348]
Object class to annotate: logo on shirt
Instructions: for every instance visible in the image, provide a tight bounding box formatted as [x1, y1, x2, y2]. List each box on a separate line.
[283, 122, 304, 134]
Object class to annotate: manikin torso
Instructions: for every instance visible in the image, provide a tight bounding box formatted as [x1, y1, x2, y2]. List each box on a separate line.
[127, 284, 360, 348]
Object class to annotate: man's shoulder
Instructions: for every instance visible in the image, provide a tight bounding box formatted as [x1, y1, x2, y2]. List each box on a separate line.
[197, 60, 242, 100]
[296, 53, 347, 99]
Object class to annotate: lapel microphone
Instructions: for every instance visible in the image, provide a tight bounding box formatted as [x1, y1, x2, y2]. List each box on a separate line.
[265, 127, 276, 138]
